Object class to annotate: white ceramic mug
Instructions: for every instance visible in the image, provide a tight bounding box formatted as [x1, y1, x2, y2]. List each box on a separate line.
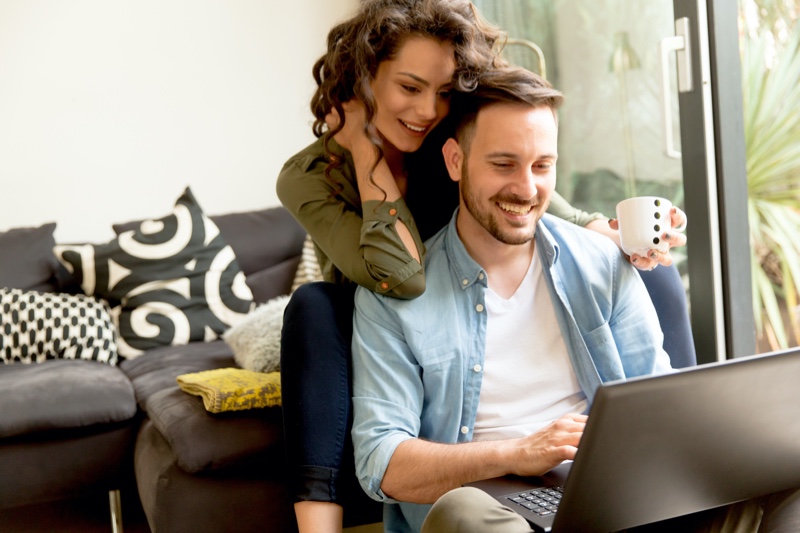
[615, 196, 673, 257]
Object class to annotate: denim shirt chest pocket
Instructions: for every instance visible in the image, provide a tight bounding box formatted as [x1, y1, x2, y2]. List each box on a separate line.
[405, 329, 459, 373]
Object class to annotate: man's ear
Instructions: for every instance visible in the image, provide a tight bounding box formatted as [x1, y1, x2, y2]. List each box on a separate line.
[442, 138, 464, 183]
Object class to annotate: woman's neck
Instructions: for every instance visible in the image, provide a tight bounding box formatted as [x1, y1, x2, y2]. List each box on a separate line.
[383, 144, 408, 197]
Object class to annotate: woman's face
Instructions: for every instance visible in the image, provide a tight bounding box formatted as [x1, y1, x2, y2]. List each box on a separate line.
[370, 36, 456, 154]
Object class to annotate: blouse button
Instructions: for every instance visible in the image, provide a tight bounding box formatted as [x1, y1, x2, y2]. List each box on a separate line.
[389, 208, 397, 216]
[475, 304, 484, 313]
[461, 426, 469, 435]
[380, 282, 389, 290]
[473, 364, 482, 373]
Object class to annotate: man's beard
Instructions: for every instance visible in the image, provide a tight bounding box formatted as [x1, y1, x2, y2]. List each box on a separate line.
[460, 164, 539, 245]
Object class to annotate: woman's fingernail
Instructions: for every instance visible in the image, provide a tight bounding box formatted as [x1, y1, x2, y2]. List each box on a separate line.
[664, 233, 672, 240]
[632, 257, 638, 264]
[650, 252, 658, 259]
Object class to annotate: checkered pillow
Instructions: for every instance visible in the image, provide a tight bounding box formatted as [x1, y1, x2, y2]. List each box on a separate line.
[0, 288, 119, 365]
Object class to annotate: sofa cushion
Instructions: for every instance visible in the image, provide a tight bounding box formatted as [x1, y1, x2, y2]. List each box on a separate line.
[54, 187, 254, 359]
[0, 223, 60, 293]
[113, 206, 307, 278]
[115, 206, 307, 305]
[245, 255, 301, 305]
[144, 387, 284, 473]
[0, 288, 119, 365]
[120, 340, 283, 473]
[0, 359, 137, 438]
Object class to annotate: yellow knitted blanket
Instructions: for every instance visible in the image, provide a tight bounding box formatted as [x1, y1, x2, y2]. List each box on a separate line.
[176, 368, 281, 413]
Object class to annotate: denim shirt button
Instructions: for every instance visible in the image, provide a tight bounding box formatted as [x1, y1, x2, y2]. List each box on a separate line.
[475, 304, 484, 313]
[460, 426, 469, 435]
[473, 364, 482, 373]
[462, 278, 469, 286]
[478, 272, 485, 280]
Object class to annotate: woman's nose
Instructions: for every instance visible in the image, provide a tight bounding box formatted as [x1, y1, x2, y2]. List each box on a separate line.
[416, 94, 438, 121]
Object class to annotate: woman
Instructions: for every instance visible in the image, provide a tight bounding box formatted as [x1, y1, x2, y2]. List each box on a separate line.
[277, 1, 690, 531]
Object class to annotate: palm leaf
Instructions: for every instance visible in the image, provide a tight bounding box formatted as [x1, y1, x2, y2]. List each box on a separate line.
[743, 20, 800, 350]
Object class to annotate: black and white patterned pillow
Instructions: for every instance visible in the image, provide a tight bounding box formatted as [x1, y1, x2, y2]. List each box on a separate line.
[54, 187, 255, 359]
[290, 234, 323, 293]
[0, 288, 119, 365]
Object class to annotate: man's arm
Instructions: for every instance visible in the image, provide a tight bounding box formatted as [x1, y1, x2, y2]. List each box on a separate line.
[608, 253, 674, 376]
[381, 414, 586, 504]
[351, 286, 586, 505]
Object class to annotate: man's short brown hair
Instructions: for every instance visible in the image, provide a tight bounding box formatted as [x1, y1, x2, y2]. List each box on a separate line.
[451, 66, 564, 154]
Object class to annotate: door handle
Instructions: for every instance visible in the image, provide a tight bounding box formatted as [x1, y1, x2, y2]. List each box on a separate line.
[659, 17, 693, 159]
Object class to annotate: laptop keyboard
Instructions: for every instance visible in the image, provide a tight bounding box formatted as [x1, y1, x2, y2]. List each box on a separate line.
[506, 486, 564, 517]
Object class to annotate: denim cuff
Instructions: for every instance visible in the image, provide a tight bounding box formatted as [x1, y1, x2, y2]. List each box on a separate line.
[293, 465, 341, 503]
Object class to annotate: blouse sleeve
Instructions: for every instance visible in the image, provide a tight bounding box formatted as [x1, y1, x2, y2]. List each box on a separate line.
[547, 190, 607, 228]
[276, 146, 426, 300]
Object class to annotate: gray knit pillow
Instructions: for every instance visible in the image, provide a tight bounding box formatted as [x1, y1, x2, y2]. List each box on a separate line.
[223, 295, 289, 373]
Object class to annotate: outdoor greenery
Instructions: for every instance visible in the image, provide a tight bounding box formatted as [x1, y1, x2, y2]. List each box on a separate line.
[740, 0, 800, 350]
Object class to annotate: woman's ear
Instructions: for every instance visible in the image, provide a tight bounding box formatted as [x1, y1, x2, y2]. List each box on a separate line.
[442, 138, 463, 183]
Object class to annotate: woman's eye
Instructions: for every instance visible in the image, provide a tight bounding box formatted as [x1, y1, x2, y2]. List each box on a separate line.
[402, 85, 420, 94]
[438, 90, 452, 99]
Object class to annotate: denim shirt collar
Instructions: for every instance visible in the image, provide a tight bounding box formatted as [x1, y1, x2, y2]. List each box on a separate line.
[442, 208, 561, 286]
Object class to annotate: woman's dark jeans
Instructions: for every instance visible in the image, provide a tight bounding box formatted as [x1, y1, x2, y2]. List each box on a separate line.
[280, 281, 368, 509]
[638, 263, 697, 368]
[280, 264, 696, 506]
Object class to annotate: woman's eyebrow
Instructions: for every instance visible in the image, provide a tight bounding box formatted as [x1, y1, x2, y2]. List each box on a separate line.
[397, 72, 430, 86]
[397, 71, 454, 90]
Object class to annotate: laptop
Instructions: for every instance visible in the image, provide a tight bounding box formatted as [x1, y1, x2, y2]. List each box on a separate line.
[466, 348, 800, 532]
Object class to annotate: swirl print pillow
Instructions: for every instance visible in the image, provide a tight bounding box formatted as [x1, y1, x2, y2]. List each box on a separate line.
[55, 187, 254, 358]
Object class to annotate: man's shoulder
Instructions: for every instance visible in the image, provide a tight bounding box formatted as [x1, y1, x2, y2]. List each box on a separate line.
[541, 214, 619, 255]
[355, 227, 454, 315]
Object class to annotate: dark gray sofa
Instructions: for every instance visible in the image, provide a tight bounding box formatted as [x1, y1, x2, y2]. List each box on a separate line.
[0, 206, 359, 532]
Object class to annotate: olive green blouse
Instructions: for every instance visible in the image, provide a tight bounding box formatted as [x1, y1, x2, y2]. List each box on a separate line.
[276, 137, 604, 299]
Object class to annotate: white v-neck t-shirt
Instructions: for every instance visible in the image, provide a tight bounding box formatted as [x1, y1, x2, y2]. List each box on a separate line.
[473, 252, 588, 441]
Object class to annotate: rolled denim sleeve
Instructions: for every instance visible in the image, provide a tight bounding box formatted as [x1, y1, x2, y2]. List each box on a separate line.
[608, 254, 674, 376]
[351, 286, 423, 502]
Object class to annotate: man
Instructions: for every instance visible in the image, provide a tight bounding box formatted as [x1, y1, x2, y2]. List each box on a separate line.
[350, 66, 798, 532]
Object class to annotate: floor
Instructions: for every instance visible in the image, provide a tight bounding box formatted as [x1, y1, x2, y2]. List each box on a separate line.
[0, 492, 384, 533]
[0, 491, 150, 533]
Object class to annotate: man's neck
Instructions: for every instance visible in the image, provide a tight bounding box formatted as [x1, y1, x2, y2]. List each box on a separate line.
[456, 217, 536, 299]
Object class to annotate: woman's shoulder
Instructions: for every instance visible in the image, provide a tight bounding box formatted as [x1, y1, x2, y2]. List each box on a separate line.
[279, 137, 328, 175]
[276, 137, 355, 199]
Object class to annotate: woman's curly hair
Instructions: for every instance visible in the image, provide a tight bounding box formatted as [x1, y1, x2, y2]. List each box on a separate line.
[310, 0, 506, 184]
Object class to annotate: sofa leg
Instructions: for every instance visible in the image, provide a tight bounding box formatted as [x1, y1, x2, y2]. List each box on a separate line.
[109, 489, 124, 533]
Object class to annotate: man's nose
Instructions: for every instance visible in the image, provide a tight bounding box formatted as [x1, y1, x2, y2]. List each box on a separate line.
[512, 168, 539, 199]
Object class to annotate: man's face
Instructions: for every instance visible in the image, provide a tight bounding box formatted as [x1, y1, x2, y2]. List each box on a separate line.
[447, 103, 558, 246]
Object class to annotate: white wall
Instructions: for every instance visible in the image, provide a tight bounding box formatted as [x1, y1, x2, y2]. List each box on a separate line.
[0, 0, 358, 242]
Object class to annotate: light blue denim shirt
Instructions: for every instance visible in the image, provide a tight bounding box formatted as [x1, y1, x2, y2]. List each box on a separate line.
[351, 210, 673, 533]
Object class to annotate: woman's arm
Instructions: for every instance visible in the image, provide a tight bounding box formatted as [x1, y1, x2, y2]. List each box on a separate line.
[276, 140, 426, 299]
[335, 102, 421, 265]
[547, 191, 687, 271]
